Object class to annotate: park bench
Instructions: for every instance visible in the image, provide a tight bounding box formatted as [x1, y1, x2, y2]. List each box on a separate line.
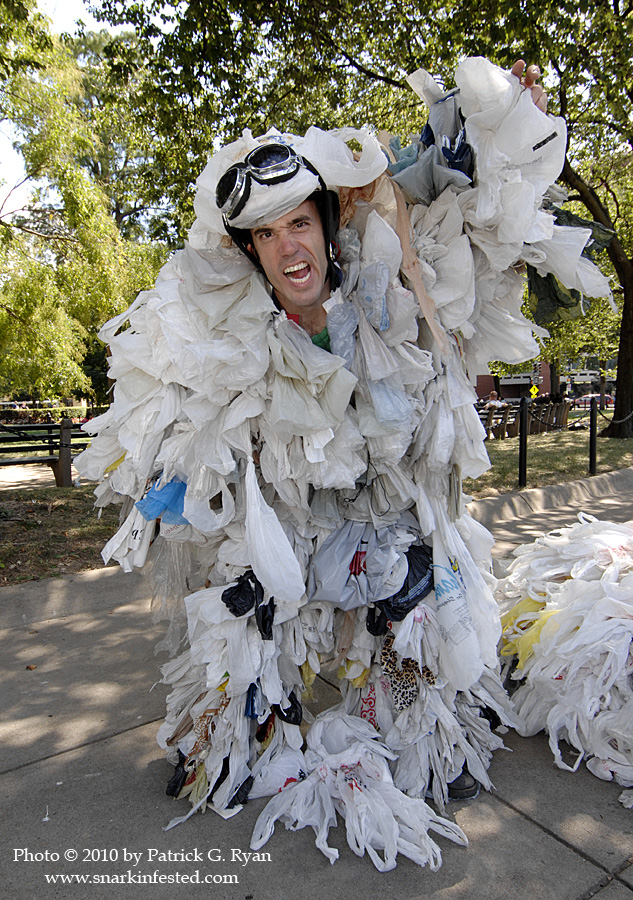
[527, 399, 573, 434]
[478, 404, 514, 440]
[479, 399, 572, 440]
[0, 418, 89, 487]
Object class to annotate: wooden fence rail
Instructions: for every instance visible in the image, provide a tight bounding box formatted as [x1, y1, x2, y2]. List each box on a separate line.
[0, 418, 89, 487]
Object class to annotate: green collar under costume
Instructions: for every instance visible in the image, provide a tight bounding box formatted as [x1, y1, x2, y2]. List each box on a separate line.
[311, 326, 331, 352]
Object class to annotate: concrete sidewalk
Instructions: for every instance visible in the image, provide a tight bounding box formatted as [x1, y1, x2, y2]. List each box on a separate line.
[0, 460, 80, 490]
[467, 466, 633, 563]
[1, 470, 633, 898]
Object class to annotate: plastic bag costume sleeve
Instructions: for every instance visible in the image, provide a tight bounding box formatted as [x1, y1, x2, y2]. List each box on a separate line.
[75, 57, 613, 867]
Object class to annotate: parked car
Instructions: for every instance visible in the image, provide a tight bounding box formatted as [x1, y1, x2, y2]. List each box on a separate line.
[573, 393, 615, 408]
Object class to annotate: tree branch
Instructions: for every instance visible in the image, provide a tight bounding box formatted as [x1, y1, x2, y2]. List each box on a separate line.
[552, 60, 568, 122]
[0, 219, 78, 242]
[336, 47, 406, 88]
[580, 117, 633, 143]
[0, 302, 28, 325]
[562, 158, 613, 228]
[562, 158, 631, 278]
[602, 179, 622, 226]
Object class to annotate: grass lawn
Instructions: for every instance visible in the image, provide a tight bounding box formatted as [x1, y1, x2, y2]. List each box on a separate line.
[1, 413, 632, 586]
[0, 484, 120, 586]
[465, 413, 633, 498]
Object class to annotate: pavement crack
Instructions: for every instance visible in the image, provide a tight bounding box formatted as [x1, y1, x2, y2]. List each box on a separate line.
[0, 716, 164, 776]
[574, 874, 613, 900]
[492, 792, 626, 878]
[575, 874, 633, 899]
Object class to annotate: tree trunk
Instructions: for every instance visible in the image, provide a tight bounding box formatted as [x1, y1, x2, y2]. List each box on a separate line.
[604, 268, 633, 437]
[550, 361, 559, 397]
[562, 159, 633, 438]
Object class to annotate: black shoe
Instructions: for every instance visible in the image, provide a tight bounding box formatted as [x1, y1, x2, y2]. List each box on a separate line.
[447, 765, 480, 801]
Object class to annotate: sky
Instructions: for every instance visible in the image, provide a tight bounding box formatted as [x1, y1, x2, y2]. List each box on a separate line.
[39, 0, 104, 34]
[0, 0, 112, 213]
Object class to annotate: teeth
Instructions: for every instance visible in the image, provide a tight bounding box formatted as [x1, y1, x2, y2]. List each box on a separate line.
[284, 261, 310, 285]
[290, 271, 310, 284]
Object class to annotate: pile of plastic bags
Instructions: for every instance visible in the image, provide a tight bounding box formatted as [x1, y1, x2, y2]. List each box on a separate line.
[497, 514, 633, 808]
[76, 57, 613, 869]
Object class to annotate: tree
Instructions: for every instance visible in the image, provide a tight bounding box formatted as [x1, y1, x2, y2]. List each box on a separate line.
[0, 0, 51, 85]
[0, 10, 167, 399]
[93, 0, 431, 232]
[68, 29, 182, 244]
[537, 296, 622, 401]
[81, 334, 110, 403]
[94, 0, 633, 434]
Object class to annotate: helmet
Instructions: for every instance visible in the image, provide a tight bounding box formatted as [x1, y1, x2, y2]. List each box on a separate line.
[216, 140, 342, 289]
[193, 127, 388, 271]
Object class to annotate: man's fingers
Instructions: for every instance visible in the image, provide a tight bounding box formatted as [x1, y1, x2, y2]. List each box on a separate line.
[511, 59, 526, 79]
[534, 89, 548, 112]
[523, 64, 542, 88]
[510, 60, 548, 111]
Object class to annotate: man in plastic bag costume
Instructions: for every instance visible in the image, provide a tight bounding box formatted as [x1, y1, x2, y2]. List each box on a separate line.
[75, 58, 612, 871]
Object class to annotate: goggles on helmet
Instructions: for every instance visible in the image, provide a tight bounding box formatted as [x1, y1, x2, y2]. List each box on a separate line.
[215, 142, 317, 222]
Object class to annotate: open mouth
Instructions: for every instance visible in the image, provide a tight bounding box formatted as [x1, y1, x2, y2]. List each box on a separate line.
[284, 262, 311, 284]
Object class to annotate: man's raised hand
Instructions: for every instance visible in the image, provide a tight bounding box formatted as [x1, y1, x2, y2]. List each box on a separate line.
[511, 59, 548, 112]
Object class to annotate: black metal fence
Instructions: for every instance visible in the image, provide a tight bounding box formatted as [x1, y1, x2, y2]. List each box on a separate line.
[516, 396, 631, 487]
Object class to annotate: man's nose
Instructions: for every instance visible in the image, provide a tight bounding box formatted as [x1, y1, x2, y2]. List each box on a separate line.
[279, 231, 299, 254]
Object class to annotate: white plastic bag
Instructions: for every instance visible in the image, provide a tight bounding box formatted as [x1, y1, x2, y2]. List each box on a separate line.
[250, 740, 308, 800]
[431, 536, 484, 690]
[244, 458, 306, 617]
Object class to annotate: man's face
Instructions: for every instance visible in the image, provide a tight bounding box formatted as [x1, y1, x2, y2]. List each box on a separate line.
[249, 199, 330, 318]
